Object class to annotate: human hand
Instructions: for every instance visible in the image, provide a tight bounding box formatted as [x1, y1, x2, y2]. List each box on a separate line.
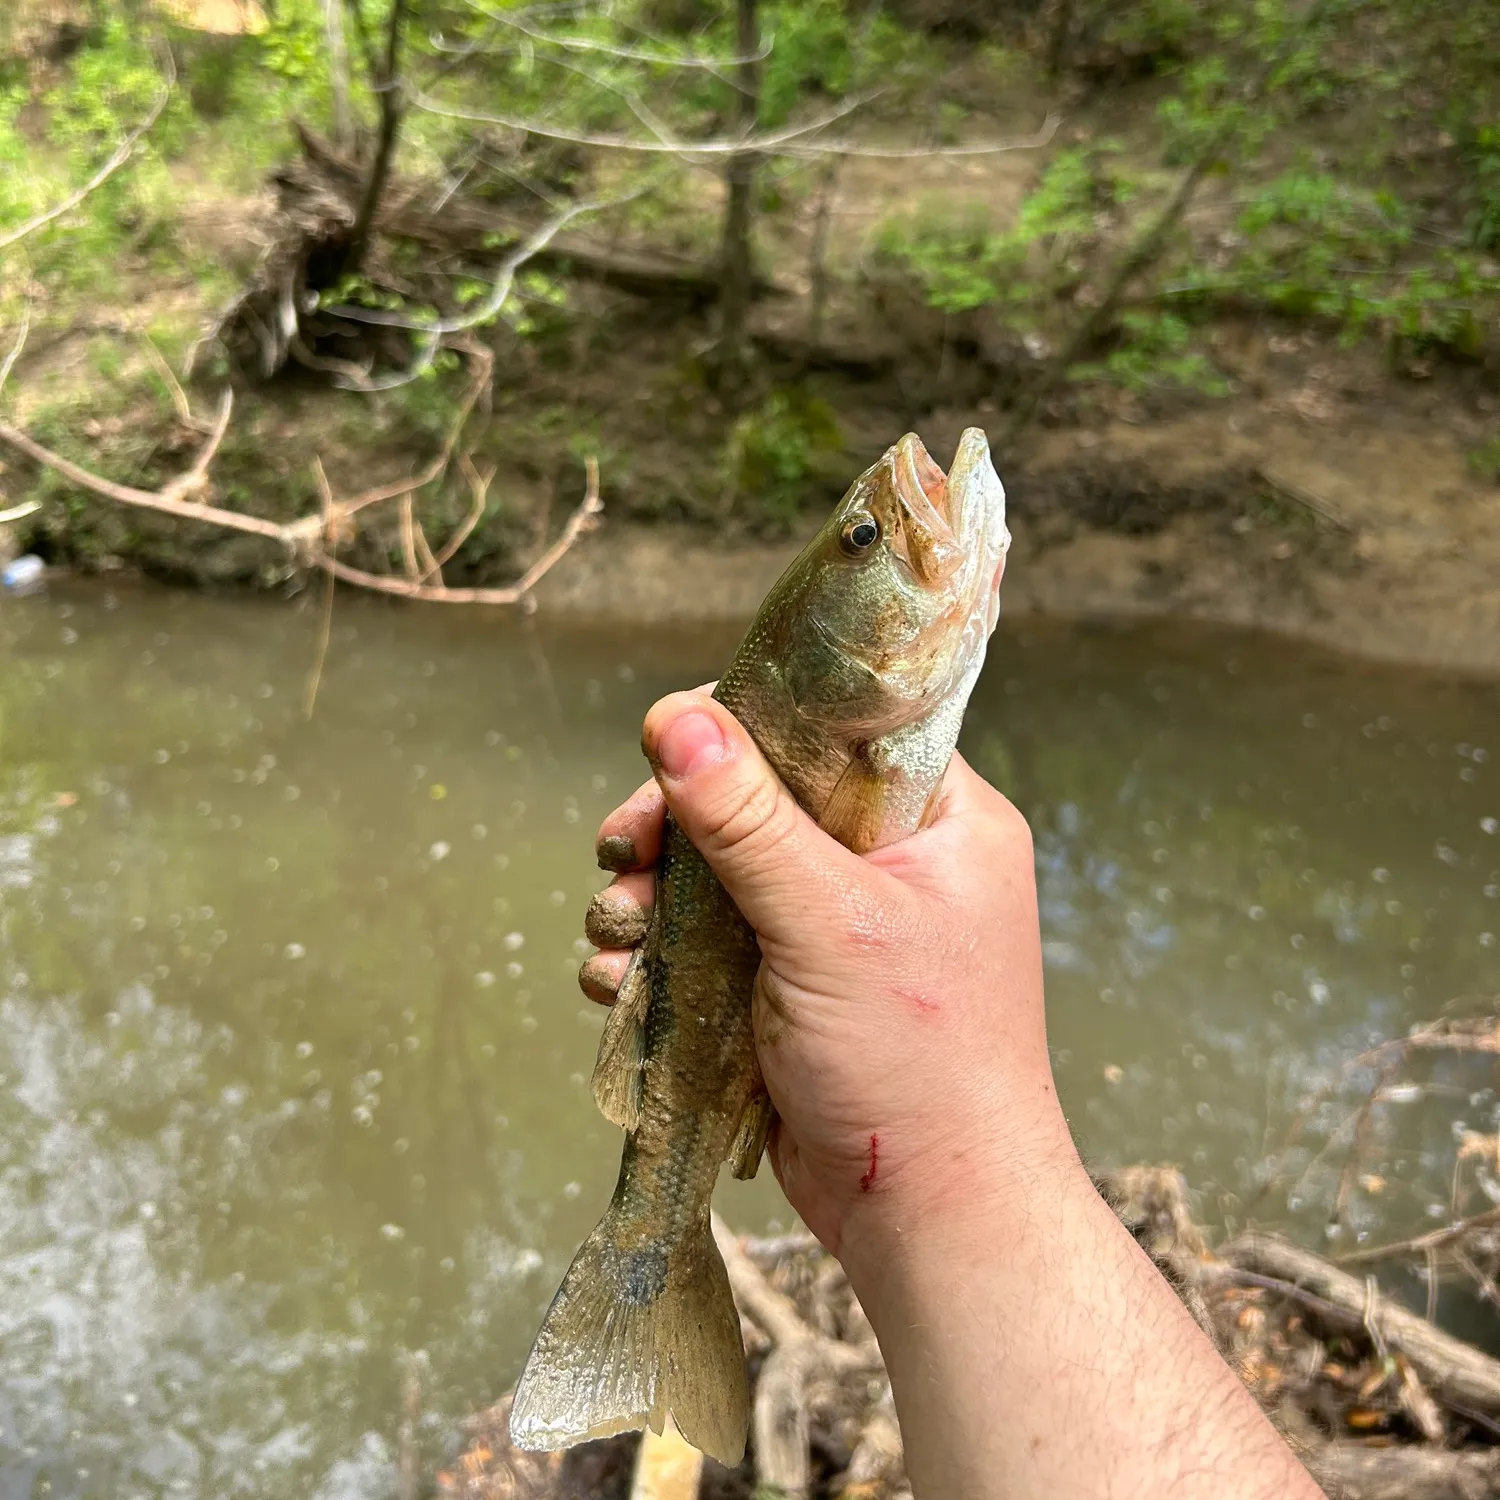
[580, 690, 1083, 1263]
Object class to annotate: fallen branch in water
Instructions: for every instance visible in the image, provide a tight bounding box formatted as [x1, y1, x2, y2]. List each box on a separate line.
[1213, 1233, 1500, 1417]
[436, 1179, 1500, 1500]
[0, 337, 602, 606]
[713, 1213, 885, 1499]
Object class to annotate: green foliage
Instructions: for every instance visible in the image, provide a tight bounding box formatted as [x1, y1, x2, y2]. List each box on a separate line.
[757, 0, 918, 126]
[873, 207, 1012, 314]
[1465, 125, 1500, 252]
[1467, 434, 1500, 485]
[872, 146, 1129, 314]
[1176, 169, 1499, 360]
[1071, 310, 1229, 396]
[721, 387, 842, 525]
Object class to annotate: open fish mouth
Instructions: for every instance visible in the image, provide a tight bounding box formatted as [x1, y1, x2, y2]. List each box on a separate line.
[886, 428, 1009, 597]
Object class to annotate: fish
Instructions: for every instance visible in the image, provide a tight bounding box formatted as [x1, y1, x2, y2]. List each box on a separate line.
[508, 428, 1012, 1466]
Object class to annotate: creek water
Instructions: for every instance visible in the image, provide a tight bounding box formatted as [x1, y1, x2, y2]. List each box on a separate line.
[1, 581, 1498, 1498]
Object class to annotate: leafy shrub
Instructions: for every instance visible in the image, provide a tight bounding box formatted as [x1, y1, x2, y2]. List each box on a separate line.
[721, 387, 843, 525]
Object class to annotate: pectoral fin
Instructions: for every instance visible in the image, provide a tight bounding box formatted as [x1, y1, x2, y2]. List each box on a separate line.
[818, 752, 890, 854]
[727, 1087, 776, 1181]
[591, 945, 650, 1131]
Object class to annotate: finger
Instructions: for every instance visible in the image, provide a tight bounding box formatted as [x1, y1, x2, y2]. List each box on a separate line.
[583, 872, 654, 948]
[579, 950, 632, 1006]
[641, 692, 876, 953]
[595, 778, 666, 872]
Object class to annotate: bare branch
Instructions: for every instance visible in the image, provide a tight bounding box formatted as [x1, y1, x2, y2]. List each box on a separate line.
[0, 499, 41, 524]
[0, 368, 599, 608]
[0, 397, 288, 541]
[317, 192, 634, 392]
[422, 454, 490, 580]
[0, 306, 31, 399]
[0, 58, 174, 255]
[162, 388, 234, 501]
[318, 456, 602, 603]
[140, 334, 217, 435]
[792, 111, 1061, 159]
[409, 83, 866, 158]
[398, 492, 420, 579]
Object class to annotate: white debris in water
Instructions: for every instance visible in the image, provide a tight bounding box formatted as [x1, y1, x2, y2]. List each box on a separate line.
[379, 1223, 405, 1241]
[549, 890, 566, 906]
[1482, 817, 1498, 835]
[474, 971, 496, 987]
[428, 840, 450, 862]
[503, 932, 524, 951]
[562, 1181, 581, 1199]
[295, 1041, 313, 1057]
[284, 943, 306, 960]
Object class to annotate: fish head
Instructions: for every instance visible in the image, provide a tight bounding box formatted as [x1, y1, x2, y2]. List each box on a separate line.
[779, 428, 1010, 735]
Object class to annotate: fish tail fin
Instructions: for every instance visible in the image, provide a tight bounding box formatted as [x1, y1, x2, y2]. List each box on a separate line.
[508, 1208, 749, 1467]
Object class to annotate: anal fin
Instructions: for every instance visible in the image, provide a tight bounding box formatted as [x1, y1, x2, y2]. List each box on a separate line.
[591, 944, 650, 1131]
[727, 1086, 776, 1180]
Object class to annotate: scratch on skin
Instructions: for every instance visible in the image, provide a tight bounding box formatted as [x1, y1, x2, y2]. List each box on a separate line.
[859, 1133, 879, 1192]
[895, 987, 940, 1016]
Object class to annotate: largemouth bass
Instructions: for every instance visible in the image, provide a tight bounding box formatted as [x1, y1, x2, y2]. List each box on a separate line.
[509, 428, 1011, 1465]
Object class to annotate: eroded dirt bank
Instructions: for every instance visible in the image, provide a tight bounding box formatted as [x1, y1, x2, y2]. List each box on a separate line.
[533, 398, 1500, 678]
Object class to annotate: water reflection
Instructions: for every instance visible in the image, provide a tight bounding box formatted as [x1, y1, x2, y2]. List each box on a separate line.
[0, 586, 1497, 1495]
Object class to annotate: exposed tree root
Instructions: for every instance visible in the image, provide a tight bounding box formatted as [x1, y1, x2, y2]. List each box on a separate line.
[438, 1169, 1500, 1500]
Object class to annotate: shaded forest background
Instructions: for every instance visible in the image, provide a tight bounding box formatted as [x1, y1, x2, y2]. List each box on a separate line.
[0, 0, 1497, 590]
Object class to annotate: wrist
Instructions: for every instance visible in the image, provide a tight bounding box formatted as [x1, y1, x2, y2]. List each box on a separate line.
[835, 1077, 1089, 1311]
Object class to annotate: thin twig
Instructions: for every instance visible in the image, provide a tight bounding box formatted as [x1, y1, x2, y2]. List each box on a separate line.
[0, 306, 32, 398]
[304, 570, 337, 718]
[320, 194, 626, 391]
[140, 334, 217, 434]
[0, 499, 41, 524]
[0, 60, 174, 254]
[1336, 1206, 1500, 1267]
[303, 459, 340, 720]
[399, 493, 420, 579]
[316, 456, 601, 604]
[422, 454, 490, 579]
[409, 83, 866, 157]
[0, 398, 286, 539]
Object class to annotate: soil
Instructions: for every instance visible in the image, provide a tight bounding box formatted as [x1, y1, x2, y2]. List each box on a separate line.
[532, 385, 1500, 677]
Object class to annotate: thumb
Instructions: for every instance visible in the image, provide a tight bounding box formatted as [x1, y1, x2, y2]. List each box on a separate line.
[642, 691, 870, 951]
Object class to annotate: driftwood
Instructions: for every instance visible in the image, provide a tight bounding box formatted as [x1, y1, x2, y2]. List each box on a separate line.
[0, 323, 603, 606]
[435, 1167, 1500, 1500]
[1307, 1443, 1500, 1500]
[1217, 1234, 1500, 1418]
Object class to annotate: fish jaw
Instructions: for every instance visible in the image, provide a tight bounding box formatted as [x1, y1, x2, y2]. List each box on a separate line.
[945, 426, 1011, 649]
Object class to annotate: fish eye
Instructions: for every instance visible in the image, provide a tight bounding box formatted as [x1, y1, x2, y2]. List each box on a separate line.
[840, 514, 880, 556]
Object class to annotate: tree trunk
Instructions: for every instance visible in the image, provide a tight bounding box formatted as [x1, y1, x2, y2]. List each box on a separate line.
[806, 155, 841, 345]
[324, 0, 352, 150]
[1045, 0, 1076, 78]
[345, 0, 409, 275]
[711, 0, 760, 402]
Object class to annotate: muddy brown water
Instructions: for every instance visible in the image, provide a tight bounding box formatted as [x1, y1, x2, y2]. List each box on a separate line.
[2, 581, 1498, 1497]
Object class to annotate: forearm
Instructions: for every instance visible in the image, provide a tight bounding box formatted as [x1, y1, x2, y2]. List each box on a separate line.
[840, 1139, 1321, 1500]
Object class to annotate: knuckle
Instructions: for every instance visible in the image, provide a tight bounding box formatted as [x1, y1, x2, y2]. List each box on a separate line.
[698, 770, 790, 860]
